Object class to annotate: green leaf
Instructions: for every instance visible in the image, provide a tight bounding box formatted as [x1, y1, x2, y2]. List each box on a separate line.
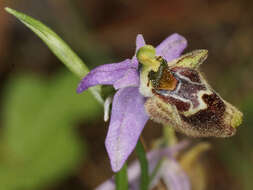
[5, 7, 103, 104]
[136, 140, 149, 190]
[115, 163, 128, 190]
[0, 71, 102, 190]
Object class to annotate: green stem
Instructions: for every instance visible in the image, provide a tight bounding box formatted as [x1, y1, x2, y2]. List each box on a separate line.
[136, 140, 149, 190]
[149, 157, 165, 182]
[163, 125, 177, 146]
[115, 163, 128, 190]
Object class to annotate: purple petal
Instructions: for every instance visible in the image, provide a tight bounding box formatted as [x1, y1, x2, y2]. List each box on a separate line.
[113, 68, 139, 89]
[105, 87, 148, 172]
[130, 34, 146, 70]
[135, 34, 146, 53]
[147, 140, 190, 171]
[95, 179, 115, 190]
[77, 59, 133, 93]
[156, 33, 187, 62]
[161, 159, 191, 190]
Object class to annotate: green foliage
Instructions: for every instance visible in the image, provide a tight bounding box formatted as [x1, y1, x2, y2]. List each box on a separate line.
[136, 140, 149, 190]
[5, 7, 103, 104]
[115, 164, 128, 190]
[0, 71, 102, 190]
[5, 7, 87, 79]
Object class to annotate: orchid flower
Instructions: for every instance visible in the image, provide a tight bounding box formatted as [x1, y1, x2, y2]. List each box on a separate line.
[95, 141, 190, 190]
[77, 33, 187, 172]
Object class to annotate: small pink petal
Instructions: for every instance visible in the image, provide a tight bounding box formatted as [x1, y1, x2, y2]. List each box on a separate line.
[77, 59, 132, 93]
[156, 33, 187, 62]
[161, 159, 190, 190]
[135, 34, 146, 54]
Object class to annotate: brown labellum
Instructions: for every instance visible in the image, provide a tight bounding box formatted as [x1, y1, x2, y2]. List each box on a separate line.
[143, 53, 242, 137]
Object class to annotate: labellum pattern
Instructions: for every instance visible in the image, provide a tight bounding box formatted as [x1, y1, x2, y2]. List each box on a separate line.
[138, 48, 243, 137]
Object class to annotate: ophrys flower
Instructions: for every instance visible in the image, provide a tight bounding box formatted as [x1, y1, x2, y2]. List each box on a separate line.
[77, 33, 187, 172]
[77, 33, 243, 172]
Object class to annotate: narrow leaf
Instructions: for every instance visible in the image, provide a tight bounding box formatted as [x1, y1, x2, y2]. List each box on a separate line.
[5, 7, 103, 104]
[136, 140, 149, 190]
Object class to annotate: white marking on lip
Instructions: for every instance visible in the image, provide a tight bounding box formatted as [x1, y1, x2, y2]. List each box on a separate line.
[176, 72, 201, 85]
[183, 89, 213, 116]
[173, 81, 181, 94]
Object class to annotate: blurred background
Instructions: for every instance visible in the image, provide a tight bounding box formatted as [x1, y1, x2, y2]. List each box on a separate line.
[0, 0, 253, 189]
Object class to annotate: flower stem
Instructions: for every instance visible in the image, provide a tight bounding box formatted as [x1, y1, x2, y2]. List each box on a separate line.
[115, 163, 128, 190]
[163, 125, 177, 146]
[149, 157, 165, 182]
[136, 139, 149, 190]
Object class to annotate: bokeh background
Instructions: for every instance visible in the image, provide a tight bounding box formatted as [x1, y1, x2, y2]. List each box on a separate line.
[0, 0, 253, 189]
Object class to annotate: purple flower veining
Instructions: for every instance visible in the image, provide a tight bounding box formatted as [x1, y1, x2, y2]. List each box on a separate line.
[77, 33, 187, 172]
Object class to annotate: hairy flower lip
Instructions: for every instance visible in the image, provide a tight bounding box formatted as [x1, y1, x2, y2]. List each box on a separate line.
[77, 33, 187, 172]
[141, 49, 243, 138]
